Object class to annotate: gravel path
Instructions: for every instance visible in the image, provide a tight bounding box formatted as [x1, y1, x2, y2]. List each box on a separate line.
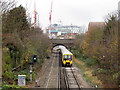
[37, 52, 59, 88]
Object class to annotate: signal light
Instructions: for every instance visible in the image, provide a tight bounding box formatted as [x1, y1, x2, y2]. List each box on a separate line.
[33, 55, 37, 63]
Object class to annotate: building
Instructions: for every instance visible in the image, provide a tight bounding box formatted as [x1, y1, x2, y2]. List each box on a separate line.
[47, 24, 84, 39]
[88, 22, 105, 31]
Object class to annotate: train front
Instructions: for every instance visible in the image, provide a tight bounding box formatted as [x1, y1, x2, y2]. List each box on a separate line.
[62, 54, 73, 66]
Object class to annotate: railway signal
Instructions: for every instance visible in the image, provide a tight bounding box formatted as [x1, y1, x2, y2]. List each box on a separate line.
[28, 55, 38, 64]
[29, 55, 37, 84]
[33, 55, 37, 63]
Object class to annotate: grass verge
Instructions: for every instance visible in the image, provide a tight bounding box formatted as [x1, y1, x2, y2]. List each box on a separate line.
[74, 58, 103, 88]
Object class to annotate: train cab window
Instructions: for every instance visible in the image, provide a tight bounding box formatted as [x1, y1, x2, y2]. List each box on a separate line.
[68, 55, 72, 60]
[64, 55, 72, 60]
[64, 55, 68, 60]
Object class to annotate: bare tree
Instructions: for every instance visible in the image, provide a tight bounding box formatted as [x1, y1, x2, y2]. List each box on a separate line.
[0, 0, 15, 14]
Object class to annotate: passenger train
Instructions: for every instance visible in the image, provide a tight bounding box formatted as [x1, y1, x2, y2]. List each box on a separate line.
[59, 45, 73, 66]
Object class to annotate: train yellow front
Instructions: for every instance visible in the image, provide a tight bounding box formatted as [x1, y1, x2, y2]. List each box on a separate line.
[59, 46, 73, 66]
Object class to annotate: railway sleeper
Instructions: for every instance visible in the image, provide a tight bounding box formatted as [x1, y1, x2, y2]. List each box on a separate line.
[68, 81, 77, 84]
[69, 85, 79, 88]
[67, 74, 73, 77]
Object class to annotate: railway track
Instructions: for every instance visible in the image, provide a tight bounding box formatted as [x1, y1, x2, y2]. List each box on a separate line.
[63, 67, 82, 90]
[56, 45, 82, 89]
[58, 59, 82, 89]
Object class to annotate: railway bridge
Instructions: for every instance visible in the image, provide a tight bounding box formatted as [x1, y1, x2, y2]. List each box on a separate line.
[50, 39, 74, 50]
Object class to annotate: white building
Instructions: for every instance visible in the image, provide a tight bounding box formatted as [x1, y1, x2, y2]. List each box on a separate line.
[47, 24, 84, 39]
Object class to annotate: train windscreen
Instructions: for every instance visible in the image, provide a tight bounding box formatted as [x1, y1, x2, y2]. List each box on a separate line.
[64, 55, 72, 60]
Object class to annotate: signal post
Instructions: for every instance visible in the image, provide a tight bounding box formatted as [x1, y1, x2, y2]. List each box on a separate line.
[29, 55, 37, 84]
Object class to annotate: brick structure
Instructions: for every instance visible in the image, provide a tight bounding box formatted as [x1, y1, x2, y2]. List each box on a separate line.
[88, 22, 105, 31]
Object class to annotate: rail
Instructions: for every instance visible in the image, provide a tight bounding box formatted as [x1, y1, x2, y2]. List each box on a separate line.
[64, 67, 82, 90]
[71, 68, 82, 89]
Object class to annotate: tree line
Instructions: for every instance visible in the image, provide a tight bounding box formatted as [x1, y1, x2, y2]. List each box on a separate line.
[73, 11, 119, 88]
[1, 1, 51, 85]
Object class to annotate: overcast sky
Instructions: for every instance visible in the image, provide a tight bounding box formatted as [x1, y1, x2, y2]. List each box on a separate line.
[16, 0, 119, 29]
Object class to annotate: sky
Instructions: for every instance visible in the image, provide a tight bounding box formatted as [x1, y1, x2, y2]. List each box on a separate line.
[16, 0, 119, 29]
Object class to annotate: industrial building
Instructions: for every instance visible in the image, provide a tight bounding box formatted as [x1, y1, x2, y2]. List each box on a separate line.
[46, 24, 84, 39]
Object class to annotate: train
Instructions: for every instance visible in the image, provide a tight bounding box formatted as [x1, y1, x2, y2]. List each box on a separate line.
[59, 45, 73, 67]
